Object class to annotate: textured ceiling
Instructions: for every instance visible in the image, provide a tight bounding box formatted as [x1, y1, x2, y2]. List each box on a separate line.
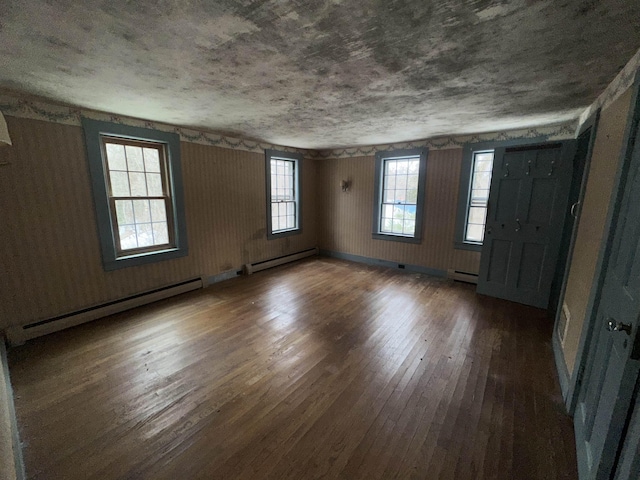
[1, 0, 639, 149]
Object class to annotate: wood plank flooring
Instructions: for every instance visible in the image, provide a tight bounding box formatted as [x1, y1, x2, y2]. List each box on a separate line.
[8, 257, 578, 479]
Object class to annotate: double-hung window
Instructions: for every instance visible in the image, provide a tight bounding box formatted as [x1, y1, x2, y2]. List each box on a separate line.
[83, 118, 188, 270]
[265, 149, 302, 239]
[373, 148, 428, 243]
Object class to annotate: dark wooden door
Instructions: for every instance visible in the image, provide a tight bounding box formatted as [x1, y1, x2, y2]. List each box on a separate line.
[574, 118, 640, 480]
[477, 142, 575, 308]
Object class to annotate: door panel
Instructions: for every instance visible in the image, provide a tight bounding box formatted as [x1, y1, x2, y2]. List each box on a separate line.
[574, 119, 640, 480]
[477, 142, 575, 308]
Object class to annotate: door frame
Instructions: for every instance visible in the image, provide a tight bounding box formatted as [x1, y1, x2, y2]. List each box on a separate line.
[551, 109, 601, 397]
[563, 70, 640, 416]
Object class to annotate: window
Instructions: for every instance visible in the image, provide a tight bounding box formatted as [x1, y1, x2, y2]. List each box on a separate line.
[373, 148, 428, 243]
[265, 149, 302, 239]
[83, 118, 188, 270]
[464, 150, 494, 243]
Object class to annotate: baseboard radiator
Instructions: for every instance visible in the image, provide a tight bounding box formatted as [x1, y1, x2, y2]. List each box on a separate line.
[244, 247, 319, 275]
[6, 278, 203, 345]
[447, 269, 479, 284]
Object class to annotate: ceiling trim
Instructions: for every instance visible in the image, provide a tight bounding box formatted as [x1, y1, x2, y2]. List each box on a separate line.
[0, 91, 577, 159]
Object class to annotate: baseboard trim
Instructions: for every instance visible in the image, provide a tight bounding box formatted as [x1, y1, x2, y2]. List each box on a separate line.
[320, 250, 447, 278]
[553, 329, 571, 406]
[205, 269, 242, 287]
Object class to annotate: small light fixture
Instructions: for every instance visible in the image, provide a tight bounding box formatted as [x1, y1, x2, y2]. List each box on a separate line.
[0, 111, 12, 146]
[341, 179, 351, 192]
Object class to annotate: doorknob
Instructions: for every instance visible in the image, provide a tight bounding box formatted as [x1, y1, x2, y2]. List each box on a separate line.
[570, 202, 580, 218]
[606, 318, 632, 336]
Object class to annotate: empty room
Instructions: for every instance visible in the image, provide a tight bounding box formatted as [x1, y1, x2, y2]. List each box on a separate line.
[2, 1, 640, 479]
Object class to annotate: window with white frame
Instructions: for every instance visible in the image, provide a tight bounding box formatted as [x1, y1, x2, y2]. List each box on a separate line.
[265, 149, 302, 238]
[464, 150, 494, 243]
[83, 118, 188, 270]
[373, 148, 427, 243]
[102, 138, 173, 253]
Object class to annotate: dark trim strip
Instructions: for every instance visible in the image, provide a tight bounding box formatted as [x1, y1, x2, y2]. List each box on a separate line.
[23, 278, 201, 330]
[251, 247, 318, 267]
[320, 250, 447, 278]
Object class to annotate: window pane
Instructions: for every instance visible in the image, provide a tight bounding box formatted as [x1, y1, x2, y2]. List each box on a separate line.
[119, 224, 137, 250]
[468, 206, 487, 225]
[149, 200, 167, 223]
[384, 175, 396, 191]
[129, 172, 147, 196]
[105, 143, 126, 170]
[474, 160, 492, 172]
[143, 148, 161, 173]
[285, 216, 295, 229]
[466, 224, 484, 242]
[472, 171, 492, 190]
[110, 171, 130, 196]
[136, 223, 154, 247]
[133, 199, 151, 223]
[406, 188, 418, 204]
[396, 175, 408, 191]
[405, 205, 416, 220]
[396, 161, 408, 175]
[152, 222, 169, 244]
[115, 199, 134, 225]
[475, 153, 494, 163]
[470, 189, 490, 206]
[286, 202, 294, 216]
[408, 160, 419, 174]
[272, 212, 280, 231]
[146, 173, 163, 196]
[403, 219, 416, 235]
[385, 160, 396, 175]
[125, 145, 144, 171]
[384, 189, 395, 203]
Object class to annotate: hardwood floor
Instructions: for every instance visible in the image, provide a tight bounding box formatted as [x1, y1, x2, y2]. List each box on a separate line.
[8, 257, 578, 479]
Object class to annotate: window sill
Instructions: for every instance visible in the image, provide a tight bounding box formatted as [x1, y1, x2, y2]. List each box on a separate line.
[372, 233, 421, 244]
[105, 247, 188, 271]
[267, 228, 302, 240]
[454, 241, 483, 252]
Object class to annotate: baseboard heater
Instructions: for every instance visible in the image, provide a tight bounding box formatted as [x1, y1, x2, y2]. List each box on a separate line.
[244, 247, 319, 275]
[6, 277, 203, 345]
[447, 269, 479, 284]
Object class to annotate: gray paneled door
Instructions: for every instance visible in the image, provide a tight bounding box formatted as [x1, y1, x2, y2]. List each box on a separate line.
[477, 142, 574, 308]
[574, 118, 640, 480]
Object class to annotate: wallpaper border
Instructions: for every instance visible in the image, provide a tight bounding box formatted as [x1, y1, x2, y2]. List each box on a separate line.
[0, 91, 577, 159]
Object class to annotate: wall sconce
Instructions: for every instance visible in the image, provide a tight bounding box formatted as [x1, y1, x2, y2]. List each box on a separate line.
[341, 179, 352, 192]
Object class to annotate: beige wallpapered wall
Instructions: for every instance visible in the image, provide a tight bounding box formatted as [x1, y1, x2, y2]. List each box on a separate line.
[561, 88, 633, 375]
[0, 117, 318, 329]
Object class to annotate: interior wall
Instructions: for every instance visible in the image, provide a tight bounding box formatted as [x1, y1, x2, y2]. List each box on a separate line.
[0, 116, 318, 330]
[316, 149, 480, 275]
[560, 87, 633, 375]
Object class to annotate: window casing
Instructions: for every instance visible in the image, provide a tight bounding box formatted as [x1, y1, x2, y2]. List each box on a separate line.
[83, 118, 188, 270]
[373, 148, 428, 244]
[265, 149, 302, 239]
